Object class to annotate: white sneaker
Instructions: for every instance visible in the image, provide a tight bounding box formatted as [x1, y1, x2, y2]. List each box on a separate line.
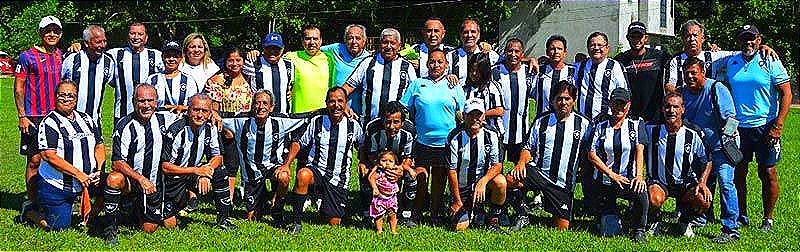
[680, 222, 695, 237]
[647, 221, 662, 236]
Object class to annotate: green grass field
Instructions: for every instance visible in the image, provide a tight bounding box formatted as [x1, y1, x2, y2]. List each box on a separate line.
[0, 77, 798, 250]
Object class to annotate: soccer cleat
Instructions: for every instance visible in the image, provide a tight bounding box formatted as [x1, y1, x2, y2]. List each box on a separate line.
[487, 217, 508, 235]
[104, 228, 119, 246]
[632, 230, 646, 243]
[711, 231, 740, 243]
[287, 223, 303, 234]
[737, 216, 750, 227]
[647, 221, 662, 236]
[679, 222, 695, 237]
[760, 219, 774, 232]
[531, 194, 543, 209]
[399, 218, 417, 228]
[512, 215, 530, 231]
[216, 219, 238, 231]
[186, 197, 199, 212]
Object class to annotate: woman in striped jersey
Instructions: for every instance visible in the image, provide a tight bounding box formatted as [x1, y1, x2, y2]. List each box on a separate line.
[587, 88, 649, 243]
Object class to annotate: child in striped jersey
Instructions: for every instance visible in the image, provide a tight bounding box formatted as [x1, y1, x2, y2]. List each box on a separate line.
[369, 151, 401, 234]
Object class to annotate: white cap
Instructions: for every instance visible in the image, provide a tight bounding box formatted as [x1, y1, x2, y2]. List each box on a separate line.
[464, 98, 485, 113]
[38, 16, 62, 30]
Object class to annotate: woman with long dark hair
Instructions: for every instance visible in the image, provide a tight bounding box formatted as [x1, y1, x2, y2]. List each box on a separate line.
[204, 47, 254, 209]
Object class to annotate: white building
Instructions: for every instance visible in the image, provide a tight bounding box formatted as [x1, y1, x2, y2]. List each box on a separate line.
[499, 0, 674, 59]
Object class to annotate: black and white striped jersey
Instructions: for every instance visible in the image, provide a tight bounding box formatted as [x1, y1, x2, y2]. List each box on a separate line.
[464, 82, 505, 136]
[492, 64, 534, 145]
[107, 47, 164, 119]
[61, 50, 116, 120]
[643, 124, 708, 186]
[223, 116, 307, 182]
[345, 54, 417, 123]
[446, 47, 500, 83]
[524, 112, 592, 190]
[161, 118, 220, 169]
[533, 64, 575, 117]
[112, 112, 177, 186]
[590, 117, 645, 185]
[448, 127, 501, 189]
[299, 114, 363, 189]
[146, 71, 201, 108]
[243, 57, 294, 114]
[37, 110, 104, 192]
[573, 58, 628, 121]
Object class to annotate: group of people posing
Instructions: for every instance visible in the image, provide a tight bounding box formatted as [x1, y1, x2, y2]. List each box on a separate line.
[13, 15, 790, 245]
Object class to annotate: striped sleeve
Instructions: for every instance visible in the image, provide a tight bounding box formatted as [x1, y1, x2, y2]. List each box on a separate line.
[38, 116, 60, 150]
[61, 53, 75, 80]
[111, 120, 129, 161]
[448, 133, 459, 170]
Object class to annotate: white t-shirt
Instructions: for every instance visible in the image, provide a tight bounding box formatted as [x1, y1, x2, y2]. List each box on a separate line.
[179, 61, 220, 91]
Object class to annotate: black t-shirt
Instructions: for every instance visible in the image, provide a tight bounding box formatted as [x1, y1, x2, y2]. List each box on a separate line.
[614, 47, 670, 122]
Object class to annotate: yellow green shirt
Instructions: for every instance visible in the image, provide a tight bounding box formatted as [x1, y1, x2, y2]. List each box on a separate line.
[284, 50, 335, 113]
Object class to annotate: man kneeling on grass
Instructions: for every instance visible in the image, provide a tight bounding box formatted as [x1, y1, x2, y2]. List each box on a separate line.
[644, 93, 712, 238]
[506, 81, 592, 231]
[161, 93, 237, 231]
[103, 84, 178, 245]
[447, 98, 507, 234]
[279, 87, 363, 233]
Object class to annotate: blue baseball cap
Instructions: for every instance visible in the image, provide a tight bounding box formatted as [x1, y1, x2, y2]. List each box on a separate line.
[262, 32, 284, 48]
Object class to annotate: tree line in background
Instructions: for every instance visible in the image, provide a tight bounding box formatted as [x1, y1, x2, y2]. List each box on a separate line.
[0, 0, 795, 95]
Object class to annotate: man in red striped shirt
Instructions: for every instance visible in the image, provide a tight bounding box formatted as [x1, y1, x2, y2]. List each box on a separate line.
[14, 15, 64, 228]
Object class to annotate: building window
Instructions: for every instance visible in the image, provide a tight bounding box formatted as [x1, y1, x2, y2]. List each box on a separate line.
[660, 0, 668, 28]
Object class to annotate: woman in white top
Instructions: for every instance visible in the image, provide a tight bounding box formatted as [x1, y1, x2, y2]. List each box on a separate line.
[179, 33, 219, 90]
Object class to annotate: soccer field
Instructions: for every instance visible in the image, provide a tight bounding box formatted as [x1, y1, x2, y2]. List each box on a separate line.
[0, 77, 798, 250]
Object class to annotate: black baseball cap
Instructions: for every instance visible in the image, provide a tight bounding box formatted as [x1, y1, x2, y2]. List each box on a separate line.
[737, 24, 759, 38]
[161, 40, 182, 54]
[627, 21, 647, 35]
[610, 88, 631, 102]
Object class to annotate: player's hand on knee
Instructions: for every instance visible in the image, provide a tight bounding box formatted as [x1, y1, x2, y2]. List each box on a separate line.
[198, 177, 211, 195]
[139, 178, 157, 194]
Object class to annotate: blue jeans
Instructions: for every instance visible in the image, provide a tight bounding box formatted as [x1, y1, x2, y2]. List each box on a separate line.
[37, 179, 78, 231]
[712, 151, 740, 232]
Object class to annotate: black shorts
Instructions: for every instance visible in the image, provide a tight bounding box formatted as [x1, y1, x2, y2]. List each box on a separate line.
[413, 142, 449, 169]
[521, 167, 573, 220]
[243, 177, 269, 213]
[504, 143, 523, 164]
[19, 116, 44, 156]
[310, 167, 349, 218]
[648, 181, 692, 199]
[739, 120, 781, 166]
[125, 177, 165, 223]
[163, 166, 227, 218]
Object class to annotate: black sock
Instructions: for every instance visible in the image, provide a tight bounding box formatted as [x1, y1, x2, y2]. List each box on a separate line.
[214, 187, 232, 224]
[399, 173, 417, 219]
[291, 192, 307, 224]
[510, 188, 529, 217]
[103, 187, 122, 231]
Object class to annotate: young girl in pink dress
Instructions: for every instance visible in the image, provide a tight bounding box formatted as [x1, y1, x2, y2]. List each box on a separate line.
[369, 151, 401, 234]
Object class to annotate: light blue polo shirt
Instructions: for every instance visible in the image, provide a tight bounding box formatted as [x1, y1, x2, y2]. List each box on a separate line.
[682, 79, 736, 151]
[321, 43, 371, 115]
[401, 76, 466, 147]
[724, 52, 790, 128]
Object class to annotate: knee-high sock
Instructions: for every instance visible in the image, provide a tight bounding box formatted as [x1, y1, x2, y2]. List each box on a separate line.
[290, 192, 308, 224]
[359, 175, 372, 215]
[212, 171, 232, 223]
[509, 188, 529, 217]
[103, 187, 122, 230]
[399, 172, 417, 219]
